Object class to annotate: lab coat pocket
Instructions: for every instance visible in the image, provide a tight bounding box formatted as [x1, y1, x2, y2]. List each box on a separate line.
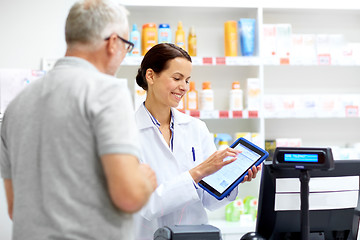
[188, 145, 203, 166]
[177, 145, 200, 172]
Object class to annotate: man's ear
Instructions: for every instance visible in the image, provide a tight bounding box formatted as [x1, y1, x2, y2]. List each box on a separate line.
[105, 34, 118, 55]
[145, 69, 155, 85]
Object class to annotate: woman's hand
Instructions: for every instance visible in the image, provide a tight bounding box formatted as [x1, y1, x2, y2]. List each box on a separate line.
[189, 148, 241, 184]
[241, 164, 262, 183]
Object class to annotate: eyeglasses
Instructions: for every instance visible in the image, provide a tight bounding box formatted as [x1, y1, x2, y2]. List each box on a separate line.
[104, 34, 134, 53]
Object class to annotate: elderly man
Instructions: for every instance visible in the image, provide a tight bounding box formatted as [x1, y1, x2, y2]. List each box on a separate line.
[0, 0, 157, 239]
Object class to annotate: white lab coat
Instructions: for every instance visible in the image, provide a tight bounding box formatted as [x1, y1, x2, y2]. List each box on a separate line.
[134, 104, 238, 240]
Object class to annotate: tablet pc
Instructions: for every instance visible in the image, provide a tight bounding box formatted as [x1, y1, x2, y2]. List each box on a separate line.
[198, 137, 269, 200]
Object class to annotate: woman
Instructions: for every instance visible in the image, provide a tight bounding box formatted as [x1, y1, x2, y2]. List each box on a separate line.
[134, 43, 260, 239]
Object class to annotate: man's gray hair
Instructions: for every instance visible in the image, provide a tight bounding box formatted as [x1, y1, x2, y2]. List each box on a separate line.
[65, 0, 129, 47]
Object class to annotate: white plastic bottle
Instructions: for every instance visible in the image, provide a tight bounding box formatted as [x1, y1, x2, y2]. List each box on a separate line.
[176, 98, 185, 111]
[229, 81, 243, 110]
[199, 81, 214, 111]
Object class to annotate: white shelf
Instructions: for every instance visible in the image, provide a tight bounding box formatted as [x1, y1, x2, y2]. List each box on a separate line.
[265, 116, 360, 119]
[181, 110, 259, 119]
[122, 56, 261, 66]
[264, 62, 360, 67]
[117, 4, 360, 149]
[45, 56, 360, 68]
[122, 0, 360, 10]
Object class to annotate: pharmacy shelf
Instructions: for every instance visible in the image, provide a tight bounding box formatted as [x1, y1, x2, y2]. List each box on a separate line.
[262, 5, 360, 146]
[116, 4, 360, 235]
[122, 56, 260, 66]
[265, 116, 360, 119]
[264, 115, 360, 120]
[122, 0, 360, 10]
[118, 1, 360, 152]
[44, 56, 360, 70]
[264, 62, 360, 66]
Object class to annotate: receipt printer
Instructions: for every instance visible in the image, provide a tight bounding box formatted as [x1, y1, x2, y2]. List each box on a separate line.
[153, 224, 221, 240]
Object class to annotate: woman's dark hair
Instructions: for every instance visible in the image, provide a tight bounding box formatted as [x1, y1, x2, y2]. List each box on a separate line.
[136, 43, 192, 90]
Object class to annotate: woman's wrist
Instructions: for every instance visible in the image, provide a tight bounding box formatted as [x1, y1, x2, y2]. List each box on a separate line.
[189, 166, 203, 184]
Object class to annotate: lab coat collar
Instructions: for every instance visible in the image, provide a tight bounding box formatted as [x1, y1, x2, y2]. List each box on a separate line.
[135, 103, 192, 130]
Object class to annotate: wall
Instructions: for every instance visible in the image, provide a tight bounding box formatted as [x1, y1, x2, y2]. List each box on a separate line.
[0, 0, 75, 69]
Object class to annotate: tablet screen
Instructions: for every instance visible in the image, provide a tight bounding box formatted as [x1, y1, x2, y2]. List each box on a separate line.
[200, 138, 266, 197]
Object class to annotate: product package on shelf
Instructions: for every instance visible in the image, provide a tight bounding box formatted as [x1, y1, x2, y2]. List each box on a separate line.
[341, 42, 360, 65]
[176, 97, 185, 111]
[141, 23, 157, 56]
[275, 138, 302, 147]
[317, 95, 343, 118]
[265, 138, 302, 162]
[331, 144, 360, 160]
[262, 24, 277, 64]
[0, 69, 45, 115]
[276, 24, 292, 65]
[188, 26, 197, 57]
[265, 140, 277, 162]
[199, 81, 214, 111]
[329, 34, 345, 65]
[235, 132, 251, 141]
[251, 133, 262, 147]
[225, 195, 258, 225]
[302, 34, 317, 65]
[225, 197, 244, 222]
[175, 21, 186, 50]
[263, 94, 360, 118]
[186, 81, 198, 110]
[316, 34, 331, 65]
[129, 24, 141, 56]
[158, 23, 172, 44]
[134, 84, 146, 111]
[290, 34, 304, 65]
[246, 78, 261, 111]
[341, 94, 360, 117]
[229, 81, 243, 111]
[238, 18, 256, 56]
[224, 20, 238, 57]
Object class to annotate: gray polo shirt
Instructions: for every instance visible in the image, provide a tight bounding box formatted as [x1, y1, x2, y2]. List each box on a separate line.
[0, 57, 139, 239]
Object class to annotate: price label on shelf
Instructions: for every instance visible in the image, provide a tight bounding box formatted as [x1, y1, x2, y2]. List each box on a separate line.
[318, 54, 331, 65]
[215, 57, 226, 65]
[202, 57, 213, 65]
[280, 58, 290, 65]
[231, 111, 243, 118]
[345, 105, 359, 117]
[248, 111, 259, 118]
[219, 110, 229, 118]
[189, 110, 200, 118]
